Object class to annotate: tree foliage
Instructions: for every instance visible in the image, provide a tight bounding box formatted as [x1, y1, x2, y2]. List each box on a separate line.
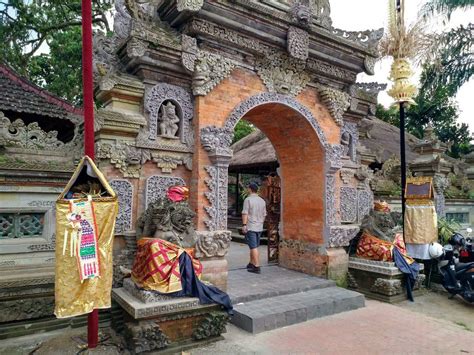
[0, 0, 112, 103]
[419, 0, 474, 95]
[232, 120, 255, 144]
[376, 70, 472, 158]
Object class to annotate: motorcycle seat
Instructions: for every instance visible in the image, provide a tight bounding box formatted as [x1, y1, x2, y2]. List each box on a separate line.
[455, 262, 474, 272]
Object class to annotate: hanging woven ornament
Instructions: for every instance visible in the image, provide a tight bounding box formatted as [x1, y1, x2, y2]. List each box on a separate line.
[64, 196, 101, 282]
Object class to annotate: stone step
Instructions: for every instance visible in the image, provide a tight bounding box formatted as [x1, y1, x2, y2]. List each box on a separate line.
[231, 287, 365, 334]
[227, 266, 336, 304]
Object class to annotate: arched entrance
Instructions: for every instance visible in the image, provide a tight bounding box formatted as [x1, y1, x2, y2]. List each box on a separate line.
[198, 93, 341, 278]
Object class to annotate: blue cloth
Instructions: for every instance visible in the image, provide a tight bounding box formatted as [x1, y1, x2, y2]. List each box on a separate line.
[393, 247, 420, 302]
[170, 252, 233, 315]
[246, 231, 262, 249]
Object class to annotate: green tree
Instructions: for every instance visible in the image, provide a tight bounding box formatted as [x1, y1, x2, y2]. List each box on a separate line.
[419, 0, 474, 94]
[376, 78, 471, 158]
[233, 120, 255, 144]
[0, 0, 112, 103]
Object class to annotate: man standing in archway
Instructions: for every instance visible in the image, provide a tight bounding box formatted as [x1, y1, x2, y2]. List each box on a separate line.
[242, 183, 267, 274]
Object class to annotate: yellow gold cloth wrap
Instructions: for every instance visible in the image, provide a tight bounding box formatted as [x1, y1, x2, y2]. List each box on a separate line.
[54, 157, 118, 318]
[404, 200, 437, 244]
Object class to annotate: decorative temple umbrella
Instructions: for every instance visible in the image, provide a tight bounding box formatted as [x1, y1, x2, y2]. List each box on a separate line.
[81, 0, 97, 349]
[379, 0, 427, 231]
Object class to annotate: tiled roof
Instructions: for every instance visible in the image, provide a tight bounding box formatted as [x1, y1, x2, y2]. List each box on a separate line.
[0, 64, 82, 120]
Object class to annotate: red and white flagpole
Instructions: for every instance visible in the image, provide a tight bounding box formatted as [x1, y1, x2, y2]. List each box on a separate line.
[81, 0, 98, 348]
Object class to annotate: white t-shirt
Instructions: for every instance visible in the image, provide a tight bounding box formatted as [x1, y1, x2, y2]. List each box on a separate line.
[242, 194, 267, 232]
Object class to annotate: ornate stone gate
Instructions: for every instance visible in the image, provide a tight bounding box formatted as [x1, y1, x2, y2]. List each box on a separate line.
[92, 0, 383, 283]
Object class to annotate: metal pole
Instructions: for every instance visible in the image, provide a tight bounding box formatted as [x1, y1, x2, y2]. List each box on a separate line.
[81, 0, 98, 349]
[399, 102, 406, 237]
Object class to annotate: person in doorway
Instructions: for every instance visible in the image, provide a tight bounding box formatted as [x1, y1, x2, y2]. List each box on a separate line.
[241, 182, 267, 274]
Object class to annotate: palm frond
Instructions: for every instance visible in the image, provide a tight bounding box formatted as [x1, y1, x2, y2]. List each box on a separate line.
[420, 0, 474, 21]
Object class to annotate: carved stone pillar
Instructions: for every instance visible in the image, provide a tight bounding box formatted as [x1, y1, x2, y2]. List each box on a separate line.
[433, 174, 449, 218]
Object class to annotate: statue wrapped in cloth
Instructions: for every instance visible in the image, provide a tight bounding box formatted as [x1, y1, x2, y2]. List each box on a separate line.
[356, 200, 420, 301]
[131, 186, 233, 314]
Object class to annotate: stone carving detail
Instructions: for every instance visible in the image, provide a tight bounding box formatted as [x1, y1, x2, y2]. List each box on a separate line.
[193, 51, 235, 96]
[364, 56, 377, 75]
[110, 179, 133, 234]
[290, 2, 312, 27]
[145, 175, 186, 208]
[331, 28, 383, 53]
[341, 121, 358, 162]
[114, 0, 132, 39]
[0, 114, 81, 152]
[256, 50, 310, 97]
[326, 144, 344, 172]
[310, 0, 332, 28]
[152, 152, 193, 173]
[158, 102, 180, 138]
[357, 189, 373, 223]
[124, 321, 169, 354]
[318, 87, 351, 126]
[360, 210, 403, 242]
[137, 197, 196, 248]
[177, 0, 204, 12]
[195, 231, 232, 258]
[433, 175, 449, 217]
[326, 174, 336, 226]
[340, 169, 354, 185]
[340, 187, 357, 223]
[370, 278, 402, 296]
[347, 271, 358, 288]
[193, 312, 229, 340]
[123, 278, 174, 303]
[200, 126, 233, 155]
[127, 37, 147, 58]
[144, 83, 194, 147]
[96, 141, 145, 178]
[204, 166, 228, 231]
[113, 232, 137, 288]
[0, 297, 55, 323]
[181, 34, 198, 73]
[329, 226, 359, 248]
[350, 82, 387, 102]
[307, 58, 356, 82]
[287, 26, 309, 60]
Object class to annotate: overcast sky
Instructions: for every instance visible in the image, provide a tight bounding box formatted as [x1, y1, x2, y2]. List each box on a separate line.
[331, 0, 473, 134]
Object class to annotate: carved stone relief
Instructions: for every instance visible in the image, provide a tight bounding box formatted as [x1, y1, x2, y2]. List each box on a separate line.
[192, 51, 235, 96]
[177, 0, 204, 12]
[143, 83, 194, 148]
[318, 86, 351, 126]
[326, 174, 336, 226]
[255, 50, 310, 97]
[357, 189, 373, 223]
[193, 312, 229, 340]
[310, 0, 332, 28]
[0, 114, 81, 153]
[127, 37, 148, 58]
[433, 174, 449, 218]
[181, 34, 198, 73]
[341, 121, 358, 162]
[204, 166, 228, 231]
[290, 2, 312, 27]
[145, 175, 186, 209]
[328, 226, 359, 248]
[195, 230, 232, 258]
[96, 141, 144, 178]
[124, 321, 169, 353]
[340, 187, 357, 223]
[110, 179, 133, 234]
[340, 169, 354, 185]
[287, 26, 309, 61]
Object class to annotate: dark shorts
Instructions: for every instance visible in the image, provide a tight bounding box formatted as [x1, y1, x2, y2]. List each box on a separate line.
[245, 231, 263, 249]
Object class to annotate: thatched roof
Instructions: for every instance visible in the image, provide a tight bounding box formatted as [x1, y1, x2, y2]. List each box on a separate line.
[230, 117, 422, 168]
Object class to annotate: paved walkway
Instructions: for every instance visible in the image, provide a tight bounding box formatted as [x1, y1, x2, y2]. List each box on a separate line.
[192, 298, 474, 355]
[227, 241, 268, 270]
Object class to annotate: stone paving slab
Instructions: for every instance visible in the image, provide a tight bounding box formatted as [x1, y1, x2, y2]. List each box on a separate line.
[232, 287, 365, 334]
[228, 265, 335, 304]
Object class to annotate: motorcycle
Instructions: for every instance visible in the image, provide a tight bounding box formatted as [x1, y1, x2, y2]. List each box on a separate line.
[429, 232, 474, 303]
[456, 228, 473, 263]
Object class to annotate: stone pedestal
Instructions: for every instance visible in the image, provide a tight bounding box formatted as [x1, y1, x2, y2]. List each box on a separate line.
[112, 278, 228, 354]
[348, 257, 425, 303]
